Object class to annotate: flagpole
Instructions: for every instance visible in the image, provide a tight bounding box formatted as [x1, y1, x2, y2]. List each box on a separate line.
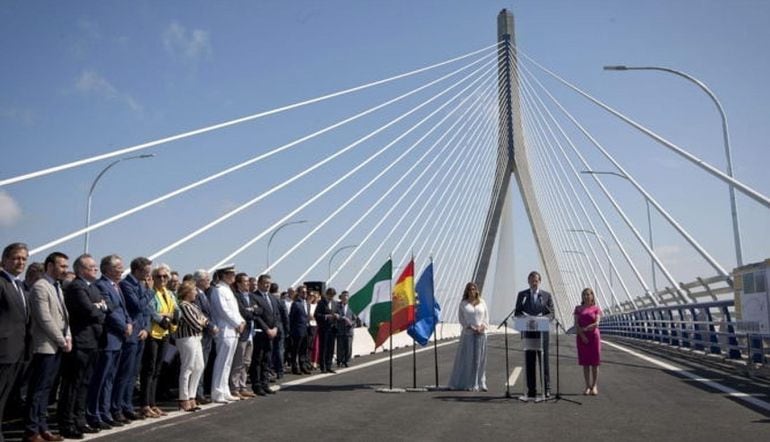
[411, 252, 417, 389]
[389, 254, 394, 391]
[431, 256, 439, 388]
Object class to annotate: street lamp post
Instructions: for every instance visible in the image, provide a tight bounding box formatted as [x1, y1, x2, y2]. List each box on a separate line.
[603, 64, 742, 266]
[581, 170, 657, 292]
[328, 245, 358, 280]
[266, 220, 308, 268]
[84, 153, 155, 253]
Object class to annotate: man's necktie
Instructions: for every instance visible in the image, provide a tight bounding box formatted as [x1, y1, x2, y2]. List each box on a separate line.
[56, 281, 69, 330]
[14, 279, 27, 315]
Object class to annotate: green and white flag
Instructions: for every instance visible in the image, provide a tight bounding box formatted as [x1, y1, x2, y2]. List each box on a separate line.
[348, 259, 392, 347]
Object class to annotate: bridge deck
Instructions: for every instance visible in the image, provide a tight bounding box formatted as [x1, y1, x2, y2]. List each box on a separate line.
[7, 334, 769, 441]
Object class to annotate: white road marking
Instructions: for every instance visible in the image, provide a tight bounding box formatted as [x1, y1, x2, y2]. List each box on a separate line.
[507, 366, 522, 387]
[603, 339, 770, 412]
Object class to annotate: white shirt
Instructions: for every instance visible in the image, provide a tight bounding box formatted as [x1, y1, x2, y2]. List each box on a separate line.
[458, 299, 489, 334]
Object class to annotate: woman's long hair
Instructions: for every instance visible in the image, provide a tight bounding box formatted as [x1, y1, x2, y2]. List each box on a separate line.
[462, 282, 481, 305]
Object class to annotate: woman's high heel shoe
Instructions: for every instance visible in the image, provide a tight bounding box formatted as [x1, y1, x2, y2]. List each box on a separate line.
[178, 400, 197, 412]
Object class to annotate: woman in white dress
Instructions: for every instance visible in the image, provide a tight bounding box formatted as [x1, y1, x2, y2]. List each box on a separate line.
[448, 282, 489, 392]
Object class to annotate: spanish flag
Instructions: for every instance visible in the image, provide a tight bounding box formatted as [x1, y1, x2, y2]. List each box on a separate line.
[390, 259, 416, 336]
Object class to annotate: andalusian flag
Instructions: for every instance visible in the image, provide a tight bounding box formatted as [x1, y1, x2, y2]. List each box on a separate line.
[391, 259, 416, 336]
[348, 259, 392, 348]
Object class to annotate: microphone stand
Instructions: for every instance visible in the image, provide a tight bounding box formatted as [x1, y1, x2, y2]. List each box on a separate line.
[497, 308, 516, 399]
[552, 319, 581, 405]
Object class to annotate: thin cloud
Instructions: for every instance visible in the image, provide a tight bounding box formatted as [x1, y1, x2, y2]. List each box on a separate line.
[0, 191, 22, 227]
[75, 70, 142, 112]
[162, 21, 212, 61]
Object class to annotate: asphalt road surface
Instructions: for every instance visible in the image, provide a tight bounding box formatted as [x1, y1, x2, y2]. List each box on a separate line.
[7, 332, 769, 442]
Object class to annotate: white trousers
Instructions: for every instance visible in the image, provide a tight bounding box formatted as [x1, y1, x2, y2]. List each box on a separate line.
[211, 334, 238, 401]
[176, 336, 204, 400]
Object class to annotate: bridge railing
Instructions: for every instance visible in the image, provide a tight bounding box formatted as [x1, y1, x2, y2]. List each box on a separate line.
[601, 299, 769, 371]
[617, 275, 734, 311]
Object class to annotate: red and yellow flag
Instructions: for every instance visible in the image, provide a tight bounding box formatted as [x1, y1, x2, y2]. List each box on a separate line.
[390, 259, 416, 335]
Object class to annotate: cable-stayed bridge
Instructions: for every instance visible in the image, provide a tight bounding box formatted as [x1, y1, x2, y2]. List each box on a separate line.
[3, 11, 768, 322]
[2, 7, 770, 438]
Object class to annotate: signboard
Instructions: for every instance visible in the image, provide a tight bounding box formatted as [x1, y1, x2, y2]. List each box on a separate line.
[734, 259, 770, 336]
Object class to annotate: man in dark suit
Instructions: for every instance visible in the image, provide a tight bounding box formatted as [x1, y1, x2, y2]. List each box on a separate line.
[314, 288, 338, 373]
[89, 255, 132, 428]
[0, 242, 31, 442]
[514, 271, 555, 398]
[289, 285, 311, 375]
[57, 254, 107, 437]
[269, 283, 289, 379]
[335, 291, 357, 368]
[249, 274, 279, 396]
[116, 257, 152, 421]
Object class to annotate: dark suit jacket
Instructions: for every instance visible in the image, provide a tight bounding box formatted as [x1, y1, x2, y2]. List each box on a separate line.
[514, 288, 554, 338]
[235, 291, 261, 341]
[274, 295, 289, 337]
[314, 298, 337, 331]
[335, 302, 356, 336]
[65, 277, 106, 350]
[193, 288, 216, 337]
[120, 274, 152, 343]
[252, 291, 279, 334]
[96, 276, 131, 351]
[0, 271, 30, 364]
[289, 299, 310, 337]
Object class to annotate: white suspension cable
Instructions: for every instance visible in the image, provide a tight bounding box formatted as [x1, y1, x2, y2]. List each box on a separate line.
[435, 131, 499, 318]
[523, 126, 585, 307]
[0, 43, 502, 188]
[207, 59, 500, 272]
[519, 75, 638, 309]
[519, 57, 707, 300]
[440, 137, 499, 320]
[336, 87, 497, 289]
[517, 49, 770, 210]
[517, 61, 652, 305]
[269, 70, 497, 280]
[28, 50, 500, 259]
[408, 104, 499, 265]
[147, 57, 498, 263]
[289, 78, 499, 286]
[521, 88, 615, 308]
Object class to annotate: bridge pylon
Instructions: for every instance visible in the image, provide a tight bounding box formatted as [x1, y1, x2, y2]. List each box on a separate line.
[473, 9, 567, 323]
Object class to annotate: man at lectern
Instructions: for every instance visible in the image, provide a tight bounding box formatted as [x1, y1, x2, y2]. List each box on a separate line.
[514, 271, 554, 398]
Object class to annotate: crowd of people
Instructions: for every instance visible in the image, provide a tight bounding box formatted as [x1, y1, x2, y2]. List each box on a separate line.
[0, 242, 359, 442]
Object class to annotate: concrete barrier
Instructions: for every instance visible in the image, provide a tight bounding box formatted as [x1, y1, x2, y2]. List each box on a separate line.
[350, 323, 517, 358]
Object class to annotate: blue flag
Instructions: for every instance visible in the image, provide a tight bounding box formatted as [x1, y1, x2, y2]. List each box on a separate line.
[407, 262, 441, 346]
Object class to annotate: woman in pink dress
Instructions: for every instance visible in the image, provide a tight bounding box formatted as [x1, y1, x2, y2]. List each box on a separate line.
[574, 287, 602, 396]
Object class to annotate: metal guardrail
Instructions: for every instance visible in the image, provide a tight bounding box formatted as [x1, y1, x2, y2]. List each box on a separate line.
[601, 299, 769, 370]
[616, 275, 734, 312]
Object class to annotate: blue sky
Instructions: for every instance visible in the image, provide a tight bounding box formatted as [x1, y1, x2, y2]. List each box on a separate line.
[1, 1, 768, 311]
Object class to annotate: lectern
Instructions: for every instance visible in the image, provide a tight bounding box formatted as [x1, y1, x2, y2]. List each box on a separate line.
[513, 316, 551, 402]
